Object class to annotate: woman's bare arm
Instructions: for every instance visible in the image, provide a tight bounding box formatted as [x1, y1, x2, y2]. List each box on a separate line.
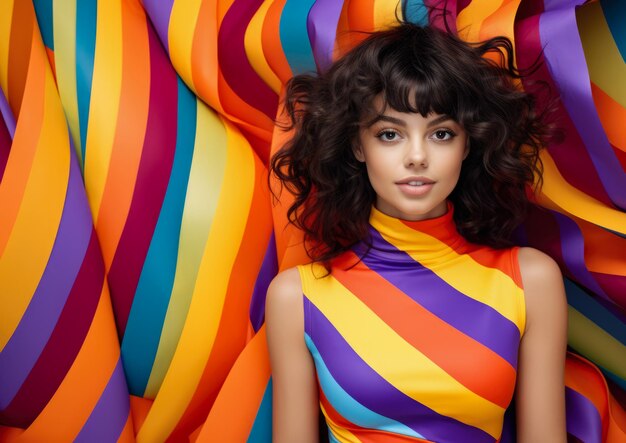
[515, 247, 568, 443]
[266, 267, 320, 443]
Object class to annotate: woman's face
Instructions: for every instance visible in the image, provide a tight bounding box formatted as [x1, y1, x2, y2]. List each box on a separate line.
[355, 97, 469, 221]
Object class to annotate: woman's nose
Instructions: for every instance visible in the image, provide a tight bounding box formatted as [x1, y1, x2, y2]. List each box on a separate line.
[404, 138, 428, 168]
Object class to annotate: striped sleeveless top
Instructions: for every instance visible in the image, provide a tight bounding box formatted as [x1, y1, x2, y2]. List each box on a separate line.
[297, 203, 526, 443]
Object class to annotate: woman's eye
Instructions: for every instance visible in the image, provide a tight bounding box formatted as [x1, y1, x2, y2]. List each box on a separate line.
[432, 129, 455, 141]
[377, 130, 399, 141]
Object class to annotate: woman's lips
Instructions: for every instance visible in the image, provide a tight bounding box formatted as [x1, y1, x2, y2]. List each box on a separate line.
[396, 182, 435, 196]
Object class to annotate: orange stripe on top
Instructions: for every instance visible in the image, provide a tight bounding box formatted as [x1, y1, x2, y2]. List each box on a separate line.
[401, 219, 524, 288]
[95, 0, 150, 270]
[262, 0, 293, 85]
[0, 25, 44, 257]
[194, 328, 271, 442]
[591, 82, 626, 152]
[191, 0, 222, 114]
[332, 251, 517, 409]
[347, 0, 376, 46]
[6, 0, 34, 118]
[576, 214, 626, 276]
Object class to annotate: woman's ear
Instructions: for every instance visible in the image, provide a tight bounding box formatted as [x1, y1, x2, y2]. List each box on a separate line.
[353, 145, 365, 162]
[463, 138, 470, 160]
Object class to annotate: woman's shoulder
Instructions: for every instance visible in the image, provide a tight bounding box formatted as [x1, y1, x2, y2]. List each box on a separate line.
[515, 247, 562, 282]
[515, 247, 567, 333]
[265, 267, 302, 326]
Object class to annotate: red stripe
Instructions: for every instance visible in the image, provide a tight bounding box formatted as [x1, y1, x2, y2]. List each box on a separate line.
[108, 19, 178, 337]
[332, 252, 517, 409]
[0, 230, 104, 426]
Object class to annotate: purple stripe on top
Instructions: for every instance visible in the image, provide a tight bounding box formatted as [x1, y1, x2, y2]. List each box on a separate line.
[142, 0, 175, 53]
[249, 232, 278, 332]
[357, 229, 521, 368]
[543, 0, 586, 11]
[74, 358, 130, 443]
[307, 0, 344, 72]
[539, 6, 626, 209]
[565, 387, 603, 443]
[553, 211, 611, 301]
[0, 146, 92, 409]
[0, 88, 16, 139]
[304, 298, 496, 443]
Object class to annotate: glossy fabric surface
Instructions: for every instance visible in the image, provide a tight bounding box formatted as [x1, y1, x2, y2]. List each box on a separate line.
[299, 204, 526, 442]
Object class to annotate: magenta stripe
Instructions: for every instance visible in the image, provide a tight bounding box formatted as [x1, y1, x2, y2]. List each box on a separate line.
[304, 297, 496, 443]
[356, 229, 520, 367]
[108, 20, 178, 337]
[0, 148, 91, 410]
[74, 358, 130, 443]
[218, 0, 278, 120]
[565, 387, 602, 443]
[0, 230, 104, 427]
[307, 0, 343, 71]
[539, 6, 626, 208]
[0, 112, 10, 182]
[515, 15, 612, 206]
[591, 272, 626, 308]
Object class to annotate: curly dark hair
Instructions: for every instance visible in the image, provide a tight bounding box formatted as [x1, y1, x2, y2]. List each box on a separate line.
[271, 21, 555, 267]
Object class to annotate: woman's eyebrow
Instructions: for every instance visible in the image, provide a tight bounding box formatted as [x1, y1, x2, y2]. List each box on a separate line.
[427, 115, 454, 127]
[365, 114, 455, 128]
[367, 115, 406, 127]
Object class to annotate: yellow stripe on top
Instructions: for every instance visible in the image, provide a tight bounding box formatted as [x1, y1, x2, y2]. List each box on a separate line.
[168, 0, 202, 91]
[370, 216, 525, 335]
[457, 0, 505, 42]
[373, 0, 402, 30]
[305, 265, 505, 438]
[53, 0, 80, 162]
[0, 0, 15, 95]
[537, 150, 626, 234]
[84, 0, 123, 220]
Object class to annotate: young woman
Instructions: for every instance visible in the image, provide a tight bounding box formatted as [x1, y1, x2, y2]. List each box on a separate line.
[266, 22, 567, 443]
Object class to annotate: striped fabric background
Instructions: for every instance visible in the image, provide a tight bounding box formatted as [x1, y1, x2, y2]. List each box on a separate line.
[1, 0, 625, 441]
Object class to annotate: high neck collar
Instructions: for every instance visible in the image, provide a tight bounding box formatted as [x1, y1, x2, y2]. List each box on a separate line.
[359, 201, 466, 264]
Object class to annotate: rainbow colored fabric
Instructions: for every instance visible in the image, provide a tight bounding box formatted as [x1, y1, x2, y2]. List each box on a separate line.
[300, 205, 526, 442]
[0, 0, 624, 442]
